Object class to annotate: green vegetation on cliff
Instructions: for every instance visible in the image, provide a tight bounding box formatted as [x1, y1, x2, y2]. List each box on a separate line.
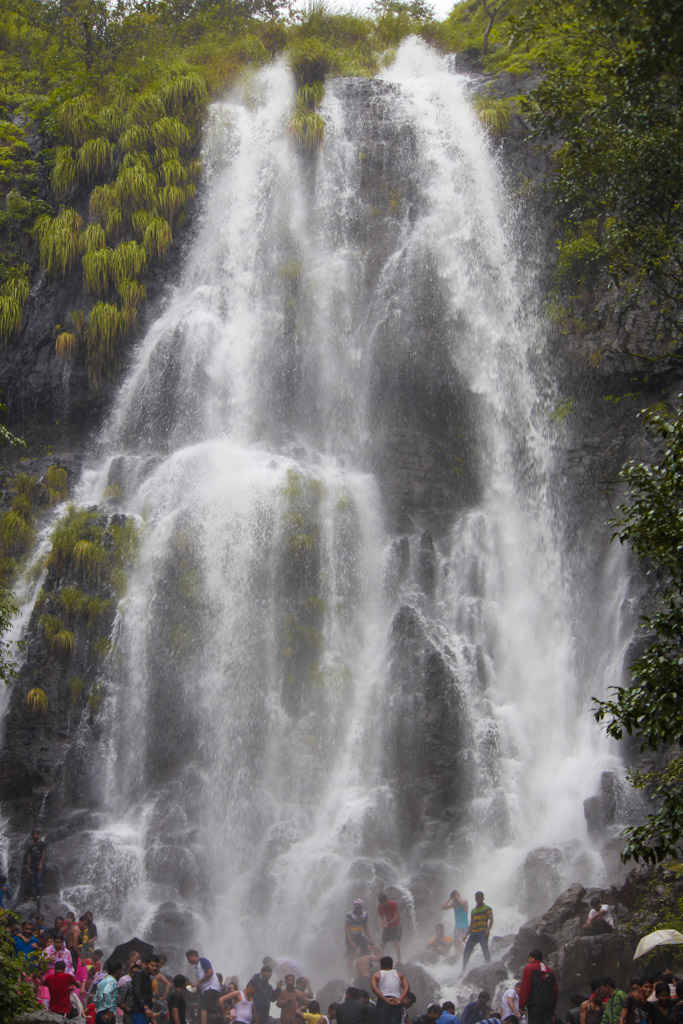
[595, 398, 683, 865]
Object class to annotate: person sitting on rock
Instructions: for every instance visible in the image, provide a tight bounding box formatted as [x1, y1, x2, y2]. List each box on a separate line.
[519, 950, 558, 1024]
[584, 898, 614, 933]
[462, 991, 493, 1024]
[425, 924, 453, 961]
[353, 946, 382, 992]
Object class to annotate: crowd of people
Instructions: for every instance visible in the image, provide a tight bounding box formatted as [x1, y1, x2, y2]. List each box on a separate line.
[2, 834, 682, 1024]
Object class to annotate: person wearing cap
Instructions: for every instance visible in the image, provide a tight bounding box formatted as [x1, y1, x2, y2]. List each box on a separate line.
[345, 899, 370, 966]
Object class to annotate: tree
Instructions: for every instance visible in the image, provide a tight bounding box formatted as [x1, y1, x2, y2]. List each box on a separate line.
[594, 397, 683, 863]
[0, 913, 41, 1019]
[517, 0, 682, 350]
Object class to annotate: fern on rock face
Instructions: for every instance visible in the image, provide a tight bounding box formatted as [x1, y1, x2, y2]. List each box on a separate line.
[143, 217, 172, 258]
[55, 331, 78, 358]
[0, 270, 29, 341]
[51, 147, 78, 198]
[82, 247, 115, 295]
[77, 137, 115, 180]
[34, 208, 83, 276]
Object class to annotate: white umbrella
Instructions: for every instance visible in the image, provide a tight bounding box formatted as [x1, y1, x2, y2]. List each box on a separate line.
[633, 929, 683, 959]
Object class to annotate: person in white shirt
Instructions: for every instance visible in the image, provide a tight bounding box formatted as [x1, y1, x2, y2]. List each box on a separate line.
[221, 979, 257, 1024]
[371, 957, 409, 1024]
[501, 983, 521, 1023]
[584, 897, 614, 933]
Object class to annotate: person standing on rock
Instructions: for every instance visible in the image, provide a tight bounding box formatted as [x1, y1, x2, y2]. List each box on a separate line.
[186, 948, 222, 1024]
[442, 890, 469, 943]
[371, 955, 409, 1024]
[462, 892, 493, 969]
[249, 961, 277, 1024]
[22, 828, 46, 900]
[518, 949, 558, 1024]
[377, 894, 402, 963]
[346, 899, 371, 965]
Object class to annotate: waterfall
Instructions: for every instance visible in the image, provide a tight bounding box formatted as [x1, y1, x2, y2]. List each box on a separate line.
[4, 38, 635, 976]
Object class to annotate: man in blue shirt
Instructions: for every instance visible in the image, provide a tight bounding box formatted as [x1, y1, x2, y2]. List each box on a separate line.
[186, 948, 221, 1024]
[438, 1001, 460, 1024]
[462, 992, 493, 1024]
[13, 920, 39, 958]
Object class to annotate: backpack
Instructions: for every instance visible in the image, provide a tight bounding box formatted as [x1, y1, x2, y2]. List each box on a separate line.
[529, 968, 556, 1013]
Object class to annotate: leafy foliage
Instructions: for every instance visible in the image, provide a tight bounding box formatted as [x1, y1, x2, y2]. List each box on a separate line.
[0, 913, 41, 1018]
[594, 399, 683, 863]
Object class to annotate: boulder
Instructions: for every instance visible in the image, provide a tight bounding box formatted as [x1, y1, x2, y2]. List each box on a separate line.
[583, 772, 620, 837]
[518, 847, 563, 918]
[558, 931, 638, 996]
[400, 961, 440, 1009]
[462, 958, 508, 993]
[507, 884, 587, 972]
[12, 1013, 70, 1024]
[316, 979, 348, 1009]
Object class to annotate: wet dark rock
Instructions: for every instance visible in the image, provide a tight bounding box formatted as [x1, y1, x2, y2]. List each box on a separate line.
[317, 979, 348, 1009]
[144, 843, 200, 899]
[558, 931, 637, 997]
[519, 847, 564, 918]
[462, 958, 508, 993]
[147, 899, 199, 967]
[385, 604, 469, 846]
[583, 771, 619, 837]
[400, 961, 440, 1008]
[12, 1012, 68, 1024]
[508, 882, 588, 972]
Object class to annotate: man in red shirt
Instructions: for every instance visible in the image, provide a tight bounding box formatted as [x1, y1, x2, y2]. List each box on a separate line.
[377, 893, 402, 962]
[518, 949, 558, 1024]
[44, 960, 78, 1015]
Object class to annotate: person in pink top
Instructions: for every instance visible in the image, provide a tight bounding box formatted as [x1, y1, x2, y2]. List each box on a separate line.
[44, 936, 74, 974]
[74, 954, 90, 995]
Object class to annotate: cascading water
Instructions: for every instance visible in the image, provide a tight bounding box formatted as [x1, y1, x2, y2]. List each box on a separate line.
[4, 38, 636, 979]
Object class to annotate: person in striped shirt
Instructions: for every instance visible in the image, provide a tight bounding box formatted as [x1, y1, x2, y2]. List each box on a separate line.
[462, 892, 493, 970]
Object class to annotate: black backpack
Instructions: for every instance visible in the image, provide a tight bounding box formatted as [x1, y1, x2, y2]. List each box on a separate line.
[529, 968, 556, 1012]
